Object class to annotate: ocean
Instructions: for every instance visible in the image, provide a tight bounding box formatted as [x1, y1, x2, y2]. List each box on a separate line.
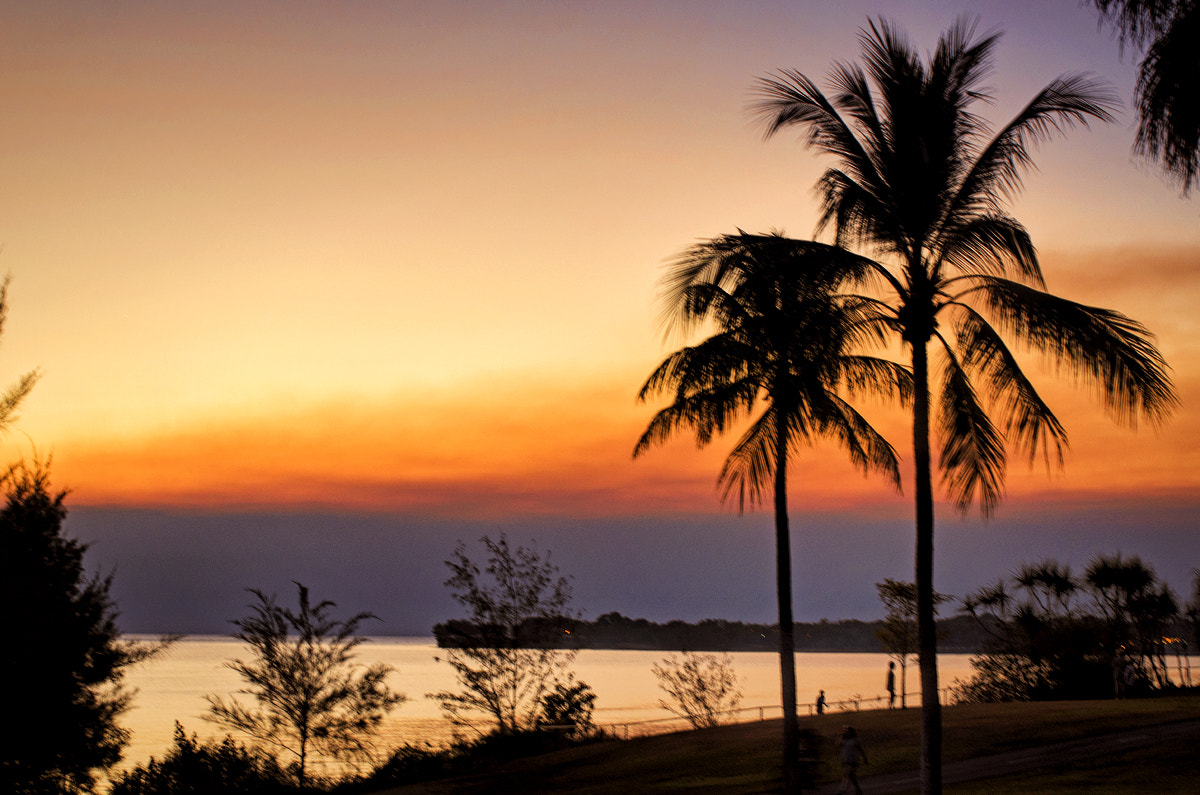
[116, 635, 987, 776]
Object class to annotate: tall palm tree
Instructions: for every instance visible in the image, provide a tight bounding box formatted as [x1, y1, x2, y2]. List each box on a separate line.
[1089, 0, 1200, 193]
[634, 232, 909, 793]
[752, 18, 1177, 794]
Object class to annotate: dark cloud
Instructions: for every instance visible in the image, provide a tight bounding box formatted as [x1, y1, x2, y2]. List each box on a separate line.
[66, 500, 1199, 637]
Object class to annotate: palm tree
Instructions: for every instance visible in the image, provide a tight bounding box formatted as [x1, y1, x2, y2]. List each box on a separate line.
[752, 18, 1177, 794]
[634, 232, 909, 793]
[1089, 0, 1200, 193]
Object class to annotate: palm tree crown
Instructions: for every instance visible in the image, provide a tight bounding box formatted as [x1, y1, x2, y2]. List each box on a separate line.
[752, 17, 1177, 794]
[753, 17, 1174, 513]
[635, 233, 907, 507]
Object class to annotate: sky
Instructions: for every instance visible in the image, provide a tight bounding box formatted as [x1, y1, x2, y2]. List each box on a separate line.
[2, 1, 1197, 635]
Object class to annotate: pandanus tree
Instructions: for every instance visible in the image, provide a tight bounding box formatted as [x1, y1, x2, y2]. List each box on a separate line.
[752, 18, 1178, 793]
[634, 232, 909, 793]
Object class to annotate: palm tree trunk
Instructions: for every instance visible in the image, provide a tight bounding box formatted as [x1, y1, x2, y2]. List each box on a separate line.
[912, 337, 942, 795]
[775, 408, 801, 794]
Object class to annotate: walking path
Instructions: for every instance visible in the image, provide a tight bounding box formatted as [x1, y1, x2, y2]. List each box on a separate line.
[812, 718, 1200, 794]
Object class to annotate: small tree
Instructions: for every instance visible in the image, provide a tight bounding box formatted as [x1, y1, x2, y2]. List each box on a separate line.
[537, 678, 596, 737]
[652, 652, 743, 729]
[429, 534, 582, 735]
[2, 460, 170, 794]
[206, 583, 405, 787]
[875, 579, 951, 710]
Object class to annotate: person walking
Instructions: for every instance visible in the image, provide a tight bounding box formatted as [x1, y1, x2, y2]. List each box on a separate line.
[838, 725, 868, 795]
[816, 690, 827, 715]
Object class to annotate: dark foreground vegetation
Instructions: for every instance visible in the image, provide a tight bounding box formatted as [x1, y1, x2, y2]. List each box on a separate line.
[110, 693, 1200, 794]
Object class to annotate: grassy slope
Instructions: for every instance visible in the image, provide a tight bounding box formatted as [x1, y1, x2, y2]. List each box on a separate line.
[374, 695, 1200, 794]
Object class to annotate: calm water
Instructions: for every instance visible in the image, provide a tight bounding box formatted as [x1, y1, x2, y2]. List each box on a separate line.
[117, 636, 984, 774]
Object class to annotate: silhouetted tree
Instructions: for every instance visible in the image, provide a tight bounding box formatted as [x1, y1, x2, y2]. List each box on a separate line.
[536, 679, 596, 738]
[960, 555, 1180, 701]
[875, 579, 949, 709]
[1089, 0, 1200, 193]
[1085, 553, 1179, 688]
[429, 534, 582, 736]
[2, 461, 169, 794]
[634, 233, 907, 794]
[652, 652, 743, 729]
[753, 18, 1176, 793]
[206, 583, 405, 787]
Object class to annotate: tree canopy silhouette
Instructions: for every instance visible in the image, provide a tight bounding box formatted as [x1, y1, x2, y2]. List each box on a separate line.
[2, 462, 169, 793]
[1089, 0, 1200, 193]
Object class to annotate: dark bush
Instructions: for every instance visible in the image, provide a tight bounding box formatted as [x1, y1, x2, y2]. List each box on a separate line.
[110, 724, 296, 795]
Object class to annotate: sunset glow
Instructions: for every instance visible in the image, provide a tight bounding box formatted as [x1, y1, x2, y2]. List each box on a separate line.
[2, 1, 1197, 632]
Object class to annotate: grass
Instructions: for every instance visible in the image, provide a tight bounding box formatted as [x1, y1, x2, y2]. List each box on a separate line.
[945, 734, 1200, 794]
[372, 694, 1200, 794]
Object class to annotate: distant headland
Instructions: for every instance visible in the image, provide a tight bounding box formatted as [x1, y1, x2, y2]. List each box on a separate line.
[433, 612, 992, 653]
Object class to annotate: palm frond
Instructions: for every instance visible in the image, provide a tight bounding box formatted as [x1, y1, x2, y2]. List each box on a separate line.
[636, 335, 754, 402]
[953, 73, 1118, 216]
[634, 341, 760, 457]
[807, 393, 904, 490]
[1088, 0, 1179, 49]
[936, 213, 1041, 285]
[716, 408, 780, 512]
[838, 354, 913, 406]
[1133, 2, 1200, 193]
[827, 63, 887, 178]
[969, 277, 1178, 427]
[936, 342, 1006, 514]
[952, 305, 1068, 469]
[751, 69, 874, 173]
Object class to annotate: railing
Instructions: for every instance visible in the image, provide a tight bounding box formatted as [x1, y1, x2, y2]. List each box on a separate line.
[599, 688, 958, 740]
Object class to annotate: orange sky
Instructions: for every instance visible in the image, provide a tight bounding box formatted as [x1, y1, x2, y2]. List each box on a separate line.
[2, 1, 1198, 525]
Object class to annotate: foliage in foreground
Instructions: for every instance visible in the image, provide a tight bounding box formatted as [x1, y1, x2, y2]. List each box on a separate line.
[109, 724, 295, 795]
[2, 461, 171, 794]
[206, 583, 405, 787]
[113, 721, 610, 795]
[1088, 0, 1200, 193]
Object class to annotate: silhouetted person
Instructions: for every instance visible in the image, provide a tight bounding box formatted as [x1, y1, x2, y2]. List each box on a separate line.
[838, 725, 868, 795]
[886, 661, 896, 708]
[816, 690, 826, 715]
